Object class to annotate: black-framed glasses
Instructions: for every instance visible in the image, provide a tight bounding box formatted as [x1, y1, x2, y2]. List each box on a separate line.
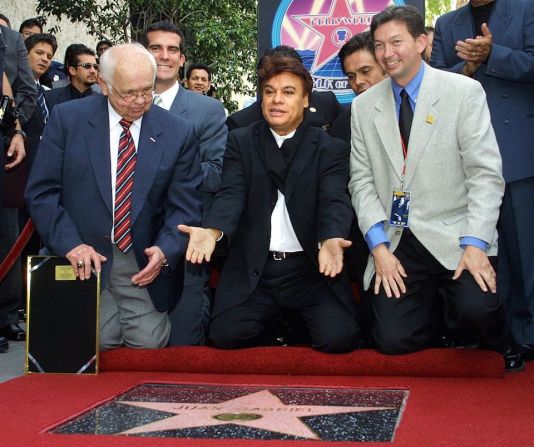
[76, 63, 99, 70]
[111, 85, 154, 103]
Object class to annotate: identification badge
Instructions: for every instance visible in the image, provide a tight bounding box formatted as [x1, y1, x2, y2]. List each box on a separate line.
[390, 190, 410, 227]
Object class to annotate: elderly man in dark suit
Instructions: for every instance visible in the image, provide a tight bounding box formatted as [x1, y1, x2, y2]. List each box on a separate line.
[26, 43, 202, 350]
[430, 0, 534, 361]
[180, 55, 360, 353]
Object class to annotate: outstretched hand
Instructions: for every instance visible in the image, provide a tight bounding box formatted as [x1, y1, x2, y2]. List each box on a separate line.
[178, 224, 220, 264]
[318, 238, 352, 278]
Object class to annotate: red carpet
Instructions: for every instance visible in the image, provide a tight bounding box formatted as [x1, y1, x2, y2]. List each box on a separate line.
[0, 348, 528, 446]
[1, 366, 533, 446]
[100, 346, 505, 378]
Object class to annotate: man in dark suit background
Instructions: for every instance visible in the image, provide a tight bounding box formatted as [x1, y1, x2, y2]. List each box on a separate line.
[26, 43, 203, 350]
[431, 0, 534, 360]
[143, 21, 227, 346]
[44, 44, 99, 113]
[180, 55, 360, 353]
[227, 46, 343, 132]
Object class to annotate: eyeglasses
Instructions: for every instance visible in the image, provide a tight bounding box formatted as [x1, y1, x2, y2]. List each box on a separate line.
[111, 85, 154, 103]
[76, 63, 99, 70]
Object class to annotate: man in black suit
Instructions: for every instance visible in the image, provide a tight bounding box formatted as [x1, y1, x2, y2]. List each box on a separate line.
[45, 44, 98, 113]
[180, 55, 360, 353]
[227, 46, 342, 132]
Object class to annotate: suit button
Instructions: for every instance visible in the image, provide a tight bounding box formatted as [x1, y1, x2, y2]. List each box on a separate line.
[504, 120, 510, 125]
[395, 230, 401, 235]
[502, 94, 508, 99]
[253, 270, 259, 276]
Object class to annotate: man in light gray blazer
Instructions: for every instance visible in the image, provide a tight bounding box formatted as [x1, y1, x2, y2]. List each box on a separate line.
[143, 22, 227, 346]
[348, 6, 522, 370]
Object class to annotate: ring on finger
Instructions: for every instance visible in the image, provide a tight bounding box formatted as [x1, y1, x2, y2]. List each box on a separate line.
[77, 260, 85, 268]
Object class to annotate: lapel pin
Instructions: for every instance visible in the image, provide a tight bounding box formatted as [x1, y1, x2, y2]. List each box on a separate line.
[149, 137, 156, 142]
[425, 115, 434, 124]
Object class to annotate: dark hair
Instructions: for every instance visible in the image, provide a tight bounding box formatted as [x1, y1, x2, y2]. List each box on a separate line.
[64, 44, 95, 76]
[258, 55, 313, 98]
[19, 18, 43, 34]
[0, 14, 11, 28]
[258, 45, 302, 70]
[24, 33, 58, 54]
[142, 21, 185, 52]
[96, 39, 113, 53]
[370, 5, 425, 40]
[186, 63, 212, 81]
[338, 31, 375, 75]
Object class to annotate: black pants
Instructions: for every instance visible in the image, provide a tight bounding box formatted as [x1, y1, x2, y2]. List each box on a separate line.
[372, 229, 509, 354]
[209, 254, 360, 353]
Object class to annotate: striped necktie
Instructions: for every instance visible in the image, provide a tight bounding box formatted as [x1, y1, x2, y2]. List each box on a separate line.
[113, 119, 137, 253]
[37, 84, 49, 123]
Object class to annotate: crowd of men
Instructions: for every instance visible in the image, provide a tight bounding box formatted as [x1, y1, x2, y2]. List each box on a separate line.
[1, 0, 533, 373]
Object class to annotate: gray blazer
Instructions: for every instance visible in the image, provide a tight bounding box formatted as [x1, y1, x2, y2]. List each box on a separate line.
[348, 64, 504, 289]
[0, 25, 36, 125]
[169, 87, 227, 218]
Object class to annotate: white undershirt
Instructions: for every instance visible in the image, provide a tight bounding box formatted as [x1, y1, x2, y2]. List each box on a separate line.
[108, 102, 142, 241]
[153, 81, 179, 111]
[269, 129, 303, 252]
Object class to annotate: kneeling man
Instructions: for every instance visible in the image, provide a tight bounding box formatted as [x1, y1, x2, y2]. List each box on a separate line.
[180, 55, 360, 353]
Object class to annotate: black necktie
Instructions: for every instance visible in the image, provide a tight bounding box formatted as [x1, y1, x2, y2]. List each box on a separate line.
[399, 89, 413, 148]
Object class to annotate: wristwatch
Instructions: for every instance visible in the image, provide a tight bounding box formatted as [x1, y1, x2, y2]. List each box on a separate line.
[12, 129, 27, 140]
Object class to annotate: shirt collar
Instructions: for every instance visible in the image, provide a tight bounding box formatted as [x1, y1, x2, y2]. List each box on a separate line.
[107, 101, 143, 130]
[154, 81, 179, 110]
[270, 128, 296, 148]
[391, 61, 426, 105]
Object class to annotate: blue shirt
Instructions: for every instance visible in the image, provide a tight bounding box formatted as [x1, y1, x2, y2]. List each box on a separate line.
[365, 62, 488, 253]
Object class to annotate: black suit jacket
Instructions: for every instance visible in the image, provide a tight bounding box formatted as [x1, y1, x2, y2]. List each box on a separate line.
[44, 84, 97, 114]
[227, 91, 343, 131]
[205, 121, 356, 318]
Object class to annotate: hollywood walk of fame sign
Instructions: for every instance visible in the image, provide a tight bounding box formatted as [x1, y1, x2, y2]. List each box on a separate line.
[50, 383, 409, 442]
[258, 0, 425, 103]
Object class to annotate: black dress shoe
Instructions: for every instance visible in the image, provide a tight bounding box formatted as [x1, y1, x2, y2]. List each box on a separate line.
[502, 344, 525, 372]
[0, 323, 26, 341]
[518, 343, 534, 361]
[0, 336, 8, 353]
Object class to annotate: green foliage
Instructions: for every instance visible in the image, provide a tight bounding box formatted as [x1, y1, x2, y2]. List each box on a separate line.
[36, 0, 257, 112]
[425, 0, 454, 26]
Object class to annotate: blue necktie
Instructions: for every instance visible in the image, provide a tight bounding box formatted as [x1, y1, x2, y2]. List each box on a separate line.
[37, 85, 49, 123]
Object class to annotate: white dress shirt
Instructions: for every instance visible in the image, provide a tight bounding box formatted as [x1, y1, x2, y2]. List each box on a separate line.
[153, 81, 179, 111]
[268, 129, 303, 252]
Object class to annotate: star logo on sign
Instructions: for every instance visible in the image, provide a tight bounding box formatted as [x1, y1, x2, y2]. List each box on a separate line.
[118, 389, 394, 440]
[293, 0, 375, 72]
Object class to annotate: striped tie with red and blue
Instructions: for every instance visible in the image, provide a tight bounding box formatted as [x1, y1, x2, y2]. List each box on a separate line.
[114, 119, 137, 253]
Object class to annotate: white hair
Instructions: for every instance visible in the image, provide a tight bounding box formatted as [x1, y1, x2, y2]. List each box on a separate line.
[99, 43, 157, 90]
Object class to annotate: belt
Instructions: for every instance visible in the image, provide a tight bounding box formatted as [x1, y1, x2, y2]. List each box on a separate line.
[269, 251, 304, 261]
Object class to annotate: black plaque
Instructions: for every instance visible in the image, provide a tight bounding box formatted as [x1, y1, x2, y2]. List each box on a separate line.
[26, 256, 100, 374]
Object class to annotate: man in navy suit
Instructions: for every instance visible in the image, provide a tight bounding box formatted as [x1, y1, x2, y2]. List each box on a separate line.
[431, 0, 534, 360]
[25, 43, 203, 350]
[143, 22, 227, 346]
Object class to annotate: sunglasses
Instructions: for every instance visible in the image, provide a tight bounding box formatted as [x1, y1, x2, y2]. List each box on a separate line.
[76, 63, 99, 70]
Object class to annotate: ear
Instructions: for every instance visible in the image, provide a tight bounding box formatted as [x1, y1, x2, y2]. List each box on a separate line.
[98, 77, 110, 96]
[68, 65, 77, 77]
[303, 93, 309, 109]
[415, 33, 428, 56]
[179, 53, 186, 69]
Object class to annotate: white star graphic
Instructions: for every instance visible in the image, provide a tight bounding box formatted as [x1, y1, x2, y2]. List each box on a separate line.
[118, 389, 394, 440]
